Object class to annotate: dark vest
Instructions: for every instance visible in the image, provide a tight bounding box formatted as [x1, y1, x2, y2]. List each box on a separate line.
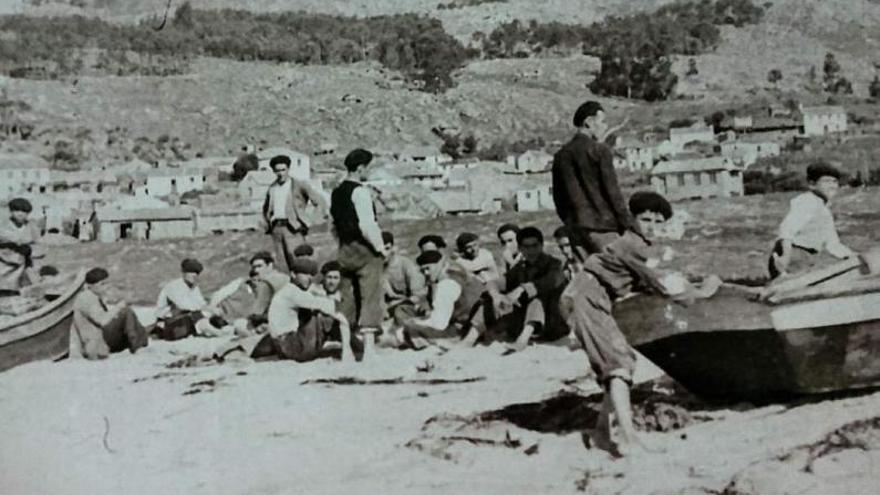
[331, 180, 369, 245]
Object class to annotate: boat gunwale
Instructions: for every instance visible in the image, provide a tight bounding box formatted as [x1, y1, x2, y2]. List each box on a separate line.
[0, 269, 86, 346]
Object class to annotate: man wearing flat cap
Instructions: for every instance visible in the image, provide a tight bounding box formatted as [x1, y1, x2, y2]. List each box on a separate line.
[70, 267, 148, 360]
[330, 148, 387, 359]
[0, 197, 42, 295]
[263, 257, 355, 362]
[154, 258, 211, 339]
[262, 154, 329, 272]
[552, 101, 640, 256]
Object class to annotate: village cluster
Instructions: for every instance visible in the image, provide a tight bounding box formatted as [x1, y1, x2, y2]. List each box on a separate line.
[0, 100, 866, 457]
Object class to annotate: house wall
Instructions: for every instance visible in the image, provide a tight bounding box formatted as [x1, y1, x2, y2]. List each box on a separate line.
[669, 129, 715, 149]
[149, 219, 195, 239]
[0, 168, 51, 198]
[196, 212, 262, 233]
[651, 170, 743, 201]
[625, 148, 654, 171]
[516, 186, 553, 211]
[97, 221, 119, 243]
[145, 173, 206, 197]
[804, 113, 847, 136]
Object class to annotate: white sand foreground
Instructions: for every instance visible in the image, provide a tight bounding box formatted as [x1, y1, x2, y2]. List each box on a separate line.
[1, 338, 879, 495]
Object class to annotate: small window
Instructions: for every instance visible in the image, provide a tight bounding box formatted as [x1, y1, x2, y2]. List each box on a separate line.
[694, 173, 702, 186]
[709, 172, 718, 184]
[677, 174, 685, 187]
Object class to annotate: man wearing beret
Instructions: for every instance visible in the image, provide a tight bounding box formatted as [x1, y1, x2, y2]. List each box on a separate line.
[155, 258, 210, 339]
[454, 232, 500, 285]
[0, 198, 42, 295]
[330, 148, 387, 358]
[262, 154, 329, 272]
[265, 258, 354, 362]
[70, 267, 148, 360]
[552, 101, 640, 255]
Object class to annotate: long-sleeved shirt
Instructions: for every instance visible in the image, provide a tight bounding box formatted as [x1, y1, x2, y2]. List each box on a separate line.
[777, 191, 853, 259]
[551, 132, 637, 234]
[155, 278, 207, 319]
[70, 289, 115, 359]
[455, 248, 500, 284]
[414, 278, 462, 330]
[268, 282, 336, 337]
[352, 183, 384, 253]
[583, 231, 669, 300]
[267, 179, 292, 221]
[0, 219, 41, 291]
[385, 253, 426, 299]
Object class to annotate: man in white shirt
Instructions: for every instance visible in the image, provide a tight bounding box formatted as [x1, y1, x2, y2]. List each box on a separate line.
[454, 232, 500, 284]
[330, 149, 388, 359]
[769, 162, 854, 279]
[262, 155, 329, 271]
[266, 258, 353, 362]
[398, 250, 486, 350]
[155, 258, 210, 339]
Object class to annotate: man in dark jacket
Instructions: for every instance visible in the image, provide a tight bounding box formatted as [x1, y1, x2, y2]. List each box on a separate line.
[552, 101, 639, 254]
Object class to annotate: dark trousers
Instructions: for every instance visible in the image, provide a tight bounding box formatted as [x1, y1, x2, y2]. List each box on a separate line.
[337, 241, 385, 330]
[103, 307, 149, 354]
[271, 222, 306, 272]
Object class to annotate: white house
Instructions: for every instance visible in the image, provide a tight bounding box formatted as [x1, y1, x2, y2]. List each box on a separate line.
[0, 153, 51, 199]
[733, 116, 754, 130]
[515, 184, 554, 212]
[393, 146, 450, 166]
[613, 136, 655, 172]
[669, 124, 716, 151]
[650, 156, 743, 201]
[238, 170, 275, 208]
[257, 147, 310, 180]
[720, 141, 781, 167]
[364, 167, 404, 188]
[801, 106, 847, 136]
[392, 163, 448, 189]
[505, 149, 552, 174]
[136, 167, 206, 198]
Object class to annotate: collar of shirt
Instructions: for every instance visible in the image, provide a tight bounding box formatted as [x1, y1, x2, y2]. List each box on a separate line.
[810, 189, 829, 204]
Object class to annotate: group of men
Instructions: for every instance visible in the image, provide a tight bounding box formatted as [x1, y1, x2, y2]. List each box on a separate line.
[2, 99, 859, 457]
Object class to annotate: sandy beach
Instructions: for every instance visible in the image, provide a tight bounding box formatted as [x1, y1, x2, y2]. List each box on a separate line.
[2, 335, 878, 495]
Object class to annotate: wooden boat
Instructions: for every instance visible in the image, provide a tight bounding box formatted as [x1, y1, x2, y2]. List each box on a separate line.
[0, 270, 86, 372]
[614, 256, 880, 401]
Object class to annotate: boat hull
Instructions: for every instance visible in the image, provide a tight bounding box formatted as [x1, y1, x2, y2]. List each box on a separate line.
[0, 272, 85, 372]
[614, 287, 880, 401]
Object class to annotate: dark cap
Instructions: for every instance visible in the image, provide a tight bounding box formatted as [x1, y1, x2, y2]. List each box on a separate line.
[293, 244, 315, 257]
[343, 148, 373, 172]
[418, 234, 446, 250]
[249, 251, 274, 265]
[573, 100, 604, 128]
[85, 267, 109, 284]
[8, 198, 32, 213]
[321, 260, 341, 275]
[181, 258, 204, 274]
[290, 257, 318, 275]
[806, 161, 842, 183]
[455, 232, 479, 252]
[416, 250, 443, 266]
[39, 265, 60, 277]
[516, 226, 544, 244]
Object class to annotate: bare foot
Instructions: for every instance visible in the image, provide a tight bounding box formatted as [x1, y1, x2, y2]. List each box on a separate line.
[503, 340, 528, 354]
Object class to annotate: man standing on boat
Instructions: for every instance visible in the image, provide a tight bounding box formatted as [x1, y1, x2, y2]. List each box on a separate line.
[0, 198, 42, 295]
[552, 101, 639, 255]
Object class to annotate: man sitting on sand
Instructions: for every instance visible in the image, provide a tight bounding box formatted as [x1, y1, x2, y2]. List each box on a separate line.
[497, 223, 522, 273]
[265, 258, 354, 363]
[249, 251, 289, 294]
[310, 261, 343, 302]
[553, 225, 589, 281]
[459, 227, 568, 352]
[155, 258, 211, 340]
[395, 250, 486, 350]
[561, 191, 721, 456]
[70, 267, 148, 360]
[207, 267, 274, 337]
[0, 198, 42, 295]
[383, 230, 427, 326]
[768, 161, 855, 279]
[454, 232, 500, 284]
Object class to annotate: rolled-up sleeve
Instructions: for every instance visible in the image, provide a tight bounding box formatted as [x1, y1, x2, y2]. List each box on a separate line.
[414, 279, 461, 330]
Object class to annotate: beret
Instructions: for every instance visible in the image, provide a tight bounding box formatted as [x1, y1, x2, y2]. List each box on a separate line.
[85, 267, 109, 284]
[269, 155, 291, 168]
[343, 148, 373, 171]
[290, 257, 318, 275]
[293, 244, 315, 257]
[455, 232, 479, 251]
[516, 226, 543, 245]
[418, 234, 446, 249]
[629, 191, 673, 220]
[806, 161, 842, 183]
[573, 100, 603, 128]
[39, 265, 60, 277]
[321, 260, 341, 275]
[249, 251, 273, 265]
[8, 198, 32, 213]
[416, 250, 443, 266]
[180, 258, 204, 274]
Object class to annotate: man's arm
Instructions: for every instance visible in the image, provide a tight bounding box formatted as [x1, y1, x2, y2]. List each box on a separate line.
[413, 279, 461, 330]
[518, 257, 567, 300]
[551, 151, 579, 224]
[825, 227, 854, 259]
[300, 180, 330, 216]
[404, 258, 428, 298]
[155, 285, 172, 319]
[80, 294, 118, 328]
[595, 144, 637, 234]
[289, 285, 337, 316]
[778, 194, 816, 241]
[262, 188, 272, 225]
[351, 186, 386, 255]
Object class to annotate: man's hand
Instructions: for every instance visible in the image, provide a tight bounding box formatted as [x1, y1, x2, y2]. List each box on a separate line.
[507, 286, 526, 305]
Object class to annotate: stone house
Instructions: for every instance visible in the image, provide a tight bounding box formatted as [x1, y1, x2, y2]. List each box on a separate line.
[650, 156, 743, 201]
